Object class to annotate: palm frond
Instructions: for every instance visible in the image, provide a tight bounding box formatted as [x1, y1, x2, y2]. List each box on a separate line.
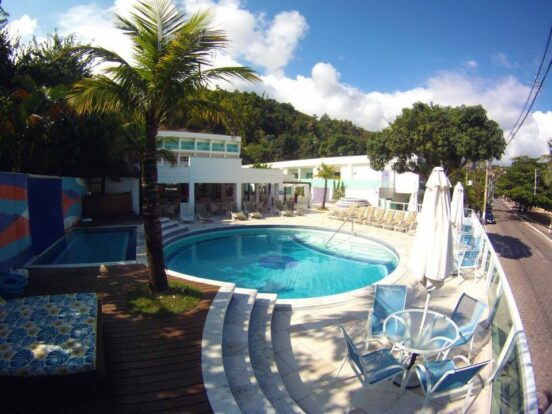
[67, 75, 142, 116]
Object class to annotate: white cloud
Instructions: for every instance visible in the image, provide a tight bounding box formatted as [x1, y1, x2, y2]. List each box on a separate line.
[7, 14, 37, 41]
[182, 0, 308, 75]
[50, 0, 550, 161]
[56, 2, 133, 63]
[492, 52, 514, 68]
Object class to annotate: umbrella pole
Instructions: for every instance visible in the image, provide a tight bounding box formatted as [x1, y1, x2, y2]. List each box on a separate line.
[417, 286, 433, 341]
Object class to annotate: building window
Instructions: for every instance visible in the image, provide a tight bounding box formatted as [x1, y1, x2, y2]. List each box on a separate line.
[306, 172, 313, 179]
[180, 140, 194, 150]
[196, 141, 210, 151]
[163, 137, 179, 150]
[179, 155, 190, 166]
[212, 142, 224, 152]
[226, 143, 239, 153]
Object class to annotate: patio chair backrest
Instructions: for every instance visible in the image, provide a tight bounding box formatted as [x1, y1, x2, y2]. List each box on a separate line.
[406, 212, 417, 224]
[371, 284, 407, 336]
[373, 208, 385, 220]
[196, 204, 208, 216]
[460, 249, 479, 267]
[363, 206, 375, 219]
[451, 293, 487, 343]
[432, 360, 489, 394]
[340, 326, 364, 375]
[382, 210, 395, 221]
[392, 211, 405, 222]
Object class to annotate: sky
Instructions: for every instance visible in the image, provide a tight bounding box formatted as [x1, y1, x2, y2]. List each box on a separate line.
[4, 0, 552, 162]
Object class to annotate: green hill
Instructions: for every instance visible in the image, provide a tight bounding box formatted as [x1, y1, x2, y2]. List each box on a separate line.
[165, 88, 376, 164]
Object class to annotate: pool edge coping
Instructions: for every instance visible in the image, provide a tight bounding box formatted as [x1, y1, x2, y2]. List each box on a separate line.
[164, 224, 410, 310]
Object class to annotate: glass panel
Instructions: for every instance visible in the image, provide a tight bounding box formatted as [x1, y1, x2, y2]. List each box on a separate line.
[227, 143, 239, 153]
[212, 142, 224, 152]
[490, 292, 513, 357]
[491, 341, 524, 413]
[180, 140, 195, 150]
[487, 268, 500, 314]
[163, 137, 179, 150]
[179, 156, 189, 166]
[196, 141, 210, 151]
[306, 172, 313, 179]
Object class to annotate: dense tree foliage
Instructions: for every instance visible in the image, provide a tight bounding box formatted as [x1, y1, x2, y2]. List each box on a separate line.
[166, 88, 376, 164]
[496, 156, 552, 212]
[0, 27, 130, 176]
[366, 102, 506, 178]
[67, 0, 258, 292]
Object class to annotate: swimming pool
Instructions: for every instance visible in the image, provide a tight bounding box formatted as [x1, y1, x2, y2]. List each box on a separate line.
[165, 226, 399, 299]
[31, 226, 137, 266]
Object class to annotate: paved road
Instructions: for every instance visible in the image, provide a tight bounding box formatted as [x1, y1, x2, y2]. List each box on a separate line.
[487, 199, 552, 412]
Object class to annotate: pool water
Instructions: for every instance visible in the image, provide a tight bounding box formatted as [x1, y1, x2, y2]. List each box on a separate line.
[32, 227, 137, 265]
[165, 227, 398, 299]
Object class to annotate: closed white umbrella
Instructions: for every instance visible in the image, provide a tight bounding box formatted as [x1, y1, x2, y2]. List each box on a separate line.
[408, 167, 454, 286]
[408, 167, 454, 339]
[450, 182, 464, 229]
[407, 190, 419, 212]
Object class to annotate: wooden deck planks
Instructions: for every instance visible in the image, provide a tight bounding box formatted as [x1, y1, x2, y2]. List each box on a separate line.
[21, 264, 217, 414]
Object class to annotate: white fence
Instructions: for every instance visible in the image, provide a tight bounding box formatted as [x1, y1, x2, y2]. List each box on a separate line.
[467, 210, 538, 413]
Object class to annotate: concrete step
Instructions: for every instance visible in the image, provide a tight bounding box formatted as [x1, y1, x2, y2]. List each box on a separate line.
[202, 285, 242, 414]
[223, 289, 277, 413]
[161, 220, 179, 232]
[249, 294, 304, 414]
[163, 226, 189, 245]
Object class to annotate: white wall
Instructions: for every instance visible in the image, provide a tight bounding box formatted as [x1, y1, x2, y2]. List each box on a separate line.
[158, 166, 190, 183]
[105, 177, 140, 215]
[394, 172, 419, 193]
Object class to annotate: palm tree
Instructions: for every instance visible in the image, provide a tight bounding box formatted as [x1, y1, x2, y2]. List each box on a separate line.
[316, 163, 337, 209]
[67, 0, 258, 291]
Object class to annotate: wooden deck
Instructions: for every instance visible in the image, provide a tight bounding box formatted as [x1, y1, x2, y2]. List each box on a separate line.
[12, 265, 217, 414]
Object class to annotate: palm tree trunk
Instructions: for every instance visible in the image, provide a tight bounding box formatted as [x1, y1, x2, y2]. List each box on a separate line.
[142, 115, 168, 292]
[322, 178, 328, 209]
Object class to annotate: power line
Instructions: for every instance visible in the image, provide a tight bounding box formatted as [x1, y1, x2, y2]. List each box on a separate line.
[507, 25, 552, 146]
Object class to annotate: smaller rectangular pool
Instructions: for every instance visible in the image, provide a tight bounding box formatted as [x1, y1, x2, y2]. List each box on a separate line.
[32, 226, 137, 266]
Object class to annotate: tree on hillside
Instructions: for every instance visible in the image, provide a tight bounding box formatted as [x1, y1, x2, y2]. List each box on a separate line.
[316, 163, 337, 209]
[366, 102, 506, 177]
[68, 0, 258, 292]
[496, 156, 552, 212]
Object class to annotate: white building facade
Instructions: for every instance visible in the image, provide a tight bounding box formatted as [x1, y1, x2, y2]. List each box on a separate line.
[156, 131, 284, 216]
[266, 155, 419, 208]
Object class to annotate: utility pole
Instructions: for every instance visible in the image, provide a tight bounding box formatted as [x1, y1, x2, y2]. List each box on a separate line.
[482, 161, 490, 224]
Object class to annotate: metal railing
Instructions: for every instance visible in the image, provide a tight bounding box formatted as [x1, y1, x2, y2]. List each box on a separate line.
[466, 210, 538, 413]
[325, 205, 358, 246]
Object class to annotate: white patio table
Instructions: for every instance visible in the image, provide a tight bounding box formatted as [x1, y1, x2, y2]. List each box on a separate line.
[384, 309, 460, 388]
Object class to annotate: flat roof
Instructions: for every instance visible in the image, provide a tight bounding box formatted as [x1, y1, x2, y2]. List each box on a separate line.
[158, 130, 241, 142]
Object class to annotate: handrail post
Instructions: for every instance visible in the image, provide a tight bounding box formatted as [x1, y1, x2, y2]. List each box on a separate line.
[326, 205, 357, 246]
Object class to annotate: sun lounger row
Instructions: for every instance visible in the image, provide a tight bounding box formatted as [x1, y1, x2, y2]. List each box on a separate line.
[328, 206, 417, 232]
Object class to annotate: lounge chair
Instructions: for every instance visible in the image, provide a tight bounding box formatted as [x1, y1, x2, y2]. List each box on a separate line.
[394, 211, 417, 232]
[371, 209, 396, 228]
[359, 206, 375, 224]
[231, 211, 248, 221]
[382, 210, 405, 230]
[365, 284, 407, 351]
[244, 202, 263, 219]
[331, 205, 356, 220]
[362, 207, 384, 225]
[0, 293, 105, 387]
[337, 325, 407, 413]
[405, 356, 490, 414]
[338, 205, 366, 222]
[196, 204, 213, 223]
[275, 200, 294, 217]
[439, 293, 487, 360]
[454, 249, 481, 281]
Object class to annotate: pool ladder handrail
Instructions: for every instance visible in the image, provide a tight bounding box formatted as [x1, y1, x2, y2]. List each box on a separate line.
[326, 205, 357, 247]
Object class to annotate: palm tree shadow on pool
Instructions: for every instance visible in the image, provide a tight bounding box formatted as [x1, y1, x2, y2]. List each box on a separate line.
[487, 233, 532, 259]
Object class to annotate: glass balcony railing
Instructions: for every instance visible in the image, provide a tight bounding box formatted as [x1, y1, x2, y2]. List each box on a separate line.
[212, 143, 224, 152]
[163, 138, 179, 150]
[464, 210, 538, 414]
[196, 142, 210, 151]
[180, 140, 195, 150]
[226, 144, 239, 153]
